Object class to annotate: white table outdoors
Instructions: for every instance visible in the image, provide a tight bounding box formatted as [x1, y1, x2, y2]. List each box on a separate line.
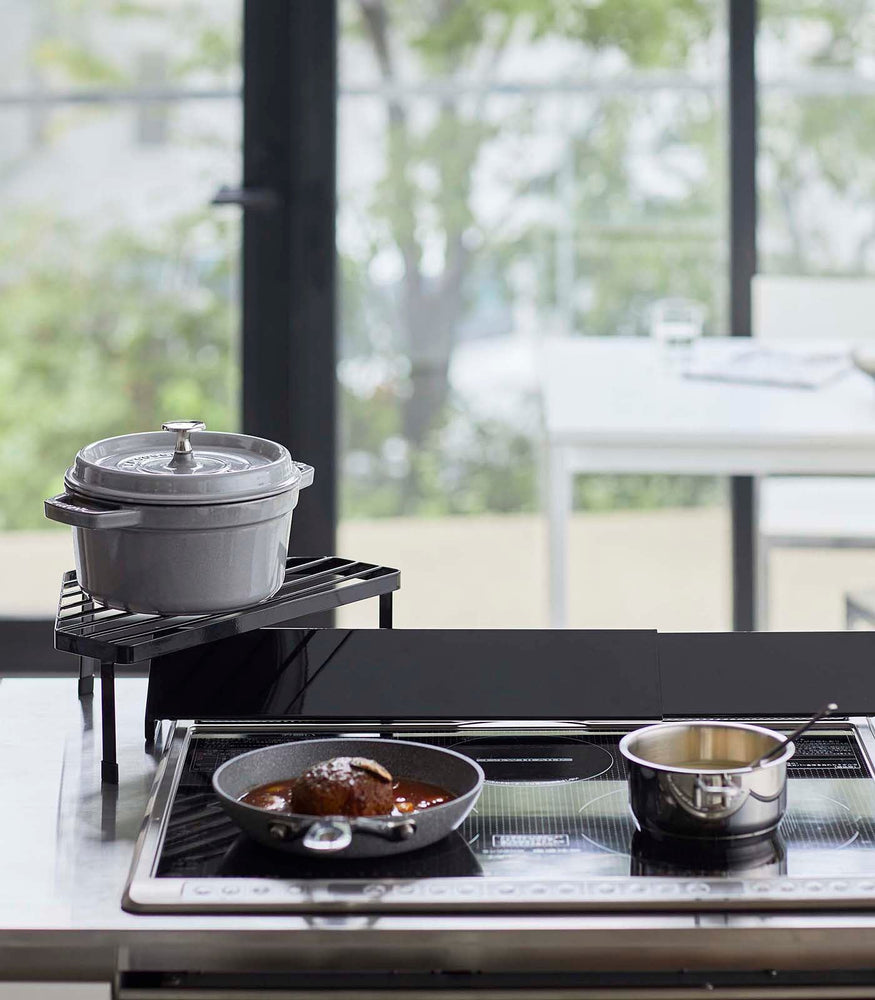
[542, 336, 875, 629]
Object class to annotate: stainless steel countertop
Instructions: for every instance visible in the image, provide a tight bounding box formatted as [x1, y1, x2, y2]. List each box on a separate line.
[7, 678, 875, 983]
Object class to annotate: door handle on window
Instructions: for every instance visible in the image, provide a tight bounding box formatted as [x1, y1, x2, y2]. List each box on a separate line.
[211, 185, 280, 212]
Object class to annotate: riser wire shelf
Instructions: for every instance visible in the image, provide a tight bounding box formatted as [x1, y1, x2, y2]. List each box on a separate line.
[53, 555, 400, 783]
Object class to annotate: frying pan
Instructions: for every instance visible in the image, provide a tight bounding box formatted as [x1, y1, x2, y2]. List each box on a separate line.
[212, 738, 484, 858]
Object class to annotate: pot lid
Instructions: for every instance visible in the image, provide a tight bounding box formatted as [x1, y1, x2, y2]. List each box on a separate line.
[65, 420, 301, 505]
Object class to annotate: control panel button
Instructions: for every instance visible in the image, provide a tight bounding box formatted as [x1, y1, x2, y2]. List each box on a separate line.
[686, 882, 710, 894]
[656, 883, 679, 895]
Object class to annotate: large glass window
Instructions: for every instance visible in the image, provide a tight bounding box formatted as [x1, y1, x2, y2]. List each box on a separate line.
[757, 1, 875, 630]
[337, 0, 729, 628]
[0, 0, 241, 616]
[9, 1, 872, 635]
[759, 2, 875, 275]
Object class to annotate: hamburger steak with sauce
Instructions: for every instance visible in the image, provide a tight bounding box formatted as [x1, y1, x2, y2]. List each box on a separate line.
[294, 756, 395, 816]
[239, 756, 457, 817]
[242, 756, 394, 816]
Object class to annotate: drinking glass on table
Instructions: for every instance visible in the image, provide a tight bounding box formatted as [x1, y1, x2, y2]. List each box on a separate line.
[649, 297, 706, 367]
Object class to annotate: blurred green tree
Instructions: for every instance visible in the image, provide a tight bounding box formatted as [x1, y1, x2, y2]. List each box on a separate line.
[0, 210, 237, 528]
[0, 0, 240, 528]
[758, 1, 875, 274]
[343, 0, 723, 513]
[5, 0, 871, 530]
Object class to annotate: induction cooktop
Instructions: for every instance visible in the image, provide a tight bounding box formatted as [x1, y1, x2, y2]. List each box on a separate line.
[124, 719, 875, 913]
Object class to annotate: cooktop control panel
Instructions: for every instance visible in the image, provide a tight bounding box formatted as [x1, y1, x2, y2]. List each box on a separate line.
[171, 873, 875, 911]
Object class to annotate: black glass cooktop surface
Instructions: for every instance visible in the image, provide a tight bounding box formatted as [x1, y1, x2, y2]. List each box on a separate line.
[154, 729, 875, 886]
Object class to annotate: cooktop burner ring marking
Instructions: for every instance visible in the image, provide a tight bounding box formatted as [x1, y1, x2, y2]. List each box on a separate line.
[450, 736, 615, 784]
[779, 789, 861, 851]
[577, 786, 866, 860]
[577, 787, 637, 858]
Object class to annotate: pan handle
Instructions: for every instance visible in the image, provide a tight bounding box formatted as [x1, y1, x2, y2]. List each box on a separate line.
[301, 819, 353, 853]
[354, 816, 417, 842]
[293, 816, 417, 853]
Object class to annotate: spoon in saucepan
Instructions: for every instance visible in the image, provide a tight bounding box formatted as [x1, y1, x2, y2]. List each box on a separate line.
[748, 702, 838, 769]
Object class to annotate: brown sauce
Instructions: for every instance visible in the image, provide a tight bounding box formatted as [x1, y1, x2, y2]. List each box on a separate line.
[391, 778, 455, 814]
[240, 776, 455, 816]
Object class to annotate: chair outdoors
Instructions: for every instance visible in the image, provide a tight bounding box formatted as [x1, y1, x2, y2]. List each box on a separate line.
[845, 589, 875, 629]
[753, 274, 875, 629]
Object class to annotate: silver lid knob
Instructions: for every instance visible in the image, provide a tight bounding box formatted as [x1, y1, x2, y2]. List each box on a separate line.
[162, 420, 205, 464]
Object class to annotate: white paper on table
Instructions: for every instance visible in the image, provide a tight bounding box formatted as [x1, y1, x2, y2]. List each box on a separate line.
[683, 347, 851, 390]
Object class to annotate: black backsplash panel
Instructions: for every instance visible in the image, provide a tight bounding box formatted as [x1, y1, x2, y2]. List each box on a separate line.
[659, 632, 875, 717]
[146, 629, 661, 722]
[146, 629, 875, 726]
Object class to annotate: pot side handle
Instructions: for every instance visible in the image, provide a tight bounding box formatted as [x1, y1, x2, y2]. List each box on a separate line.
[44, 493, 142, 529]
[294, 463, 315, 489]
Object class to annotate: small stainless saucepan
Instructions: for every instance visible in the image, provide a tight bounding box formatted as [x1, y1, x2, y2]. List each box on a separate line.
[619, 721, 794, 841]
[213, 738, 484, 858]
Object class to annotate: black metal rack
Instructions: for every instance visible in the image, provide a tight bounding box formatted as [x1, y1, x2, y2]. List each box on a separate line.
[54, 555, 400, 783]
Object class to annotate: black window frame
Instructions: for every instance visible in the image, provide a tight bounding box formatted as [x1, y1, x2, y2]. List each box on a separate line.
[729, 0, 758, 630]
[241, 0, 337, 568]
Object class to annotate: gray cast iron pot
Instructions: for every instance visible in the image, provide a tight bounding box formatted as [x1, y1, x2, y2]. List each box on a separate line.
[213, 738, 485, 858]
[44, 421, 313, 614]
[45, 486, 306, 614]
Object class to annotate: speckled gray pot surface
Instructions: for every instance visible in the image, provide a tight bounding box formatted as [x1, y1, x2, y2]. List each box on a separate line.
[44, 422, 313, 614]
[68, 495, 295, 614]
[213, 738, 485, 858]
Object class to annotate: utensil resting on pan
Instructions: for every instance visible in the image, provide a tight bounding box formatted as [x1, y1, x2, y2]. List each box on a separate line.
[748, 702, 837, 769]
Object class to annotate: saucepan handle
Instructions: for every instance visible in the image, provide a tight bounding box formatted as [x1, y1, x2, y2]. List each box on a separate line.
[666, 772, 749, 820]
[44, 493, 142, 530]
